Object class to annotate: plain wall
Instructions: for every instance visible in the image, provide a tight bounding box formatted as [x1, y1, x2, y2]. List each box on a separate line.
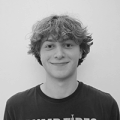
[0, 0, 120, 119]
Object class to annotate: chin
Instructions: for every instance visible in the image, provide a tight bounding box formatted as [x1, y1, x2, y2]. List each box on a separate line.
[51, 71, 74, 80]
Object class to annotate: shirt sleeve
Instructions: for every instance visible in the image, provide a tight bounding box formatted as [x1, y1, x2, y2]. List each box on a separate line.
[3, 100, 15, 120]
[110, 100, 120, 120]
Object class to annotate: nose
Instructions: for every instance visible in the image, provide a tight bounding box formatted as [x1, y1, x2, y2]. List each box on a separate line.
[54, 45, 65, 60]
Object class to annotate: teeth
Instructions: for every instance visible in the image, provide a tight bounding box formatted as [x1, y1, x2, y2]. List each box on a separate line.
[52, 62, 67, 64]
[51, 62, 68, 65]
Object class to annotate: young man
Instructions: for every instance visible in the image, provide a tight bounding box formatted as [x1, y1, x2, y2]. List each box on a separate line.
[4, 15, 120, 120]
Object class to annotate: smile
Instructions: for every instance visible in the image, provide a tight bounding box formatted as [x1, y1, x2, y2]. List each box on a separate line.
[51, 62, 69, 66]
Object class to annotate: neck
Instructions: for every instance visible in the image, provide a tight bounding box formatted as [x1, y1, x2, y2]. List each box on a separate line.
[40, 72, 78, 99]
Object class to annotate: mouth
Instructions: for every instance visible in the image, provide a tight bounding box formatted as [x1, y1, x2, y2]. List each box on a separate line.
[50, 62, 69, 66]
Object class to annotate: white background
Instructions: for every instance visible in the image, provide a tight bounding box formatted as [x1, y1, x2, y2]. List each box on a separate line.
[0, 0, 120, 119]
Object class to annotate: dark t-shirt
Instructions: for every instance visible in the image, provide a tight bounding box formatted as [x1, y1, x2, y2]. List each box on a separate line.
[4, 81, 120, 120]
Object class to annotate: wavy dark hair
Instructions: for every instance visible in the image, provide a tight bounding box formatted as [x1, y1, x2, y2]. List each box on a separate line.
[28, 15, 93, 66]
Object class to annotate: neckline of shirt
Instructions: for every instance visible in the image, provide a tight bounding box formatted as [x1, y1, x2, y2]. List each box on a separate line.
[36, 81, 83, 103]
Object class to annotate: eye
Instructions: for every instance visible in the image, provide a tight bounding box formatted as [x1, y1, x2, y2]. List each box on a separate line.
[64, 43, 73, 48]
[45, 44, 55, 50]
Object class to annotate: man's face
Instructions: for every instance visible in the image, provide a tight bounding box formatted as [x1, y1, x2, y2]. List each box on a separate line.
[40, 37, 82, 80]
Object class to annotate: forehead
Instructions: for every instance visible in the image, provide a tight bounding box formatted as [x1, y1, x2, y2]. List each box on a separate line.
[42, 35, 78, 44]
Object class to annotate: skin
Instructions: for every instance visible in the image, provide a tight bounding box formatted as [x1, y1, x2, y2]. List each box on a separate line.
[40, 37, 82, 99]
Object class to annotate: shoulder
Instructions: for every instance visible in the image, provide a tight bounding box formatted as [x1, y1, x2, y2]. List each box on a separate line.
[6, 85, 38, 108]
[79, 82, 120, 119]
[82, 82, 118, 107]
[84, 83, 120, 119]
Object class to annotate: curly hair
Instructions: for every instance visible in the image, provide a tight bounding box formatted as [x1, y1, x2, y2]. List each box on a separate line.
[28, 15, 93, 66]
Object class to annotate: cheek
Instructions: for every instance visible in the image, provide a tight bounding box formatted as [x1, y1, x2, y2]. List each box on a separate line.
[40, 52, 46, 65]
[71, 47, 81, 58]
[40, 52, 51, 66]
[71, 50, 81, 60]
